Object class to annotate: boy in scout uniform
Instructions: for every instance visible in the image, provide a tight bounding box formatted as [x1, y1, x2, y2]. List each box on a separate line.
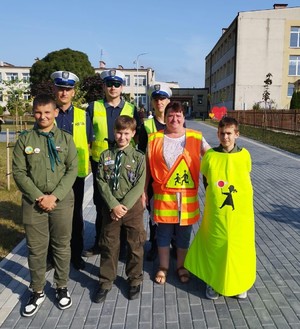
[93, 115, 146, 303]
[13, 94, 78, 317]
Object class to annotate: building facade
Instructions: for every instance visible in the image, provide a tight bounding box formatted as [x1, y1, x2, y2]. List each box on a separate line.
[205, 4, 300, 110]
[0, 61, 209, 117]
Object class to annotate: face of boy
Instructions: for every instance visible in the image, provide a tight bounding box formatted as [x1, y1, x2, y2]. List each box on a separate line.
[217, 125, 239, 151]
[114, 128, 135, 150]
[34, 104, 58, 132]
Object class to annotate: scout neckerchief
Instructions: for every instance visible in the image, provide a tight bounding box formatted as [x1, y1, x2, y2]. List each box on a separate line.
[113, 150, 124, 190]
[38, 131, 61, 172]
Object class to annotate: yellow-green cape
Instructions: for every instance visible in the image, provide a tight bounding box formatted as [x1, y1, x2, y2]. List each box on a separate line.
[185, 148, 256, 296]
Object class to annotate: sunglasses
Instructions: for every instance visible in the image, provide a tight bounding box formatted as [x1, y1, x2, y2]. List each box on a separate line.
[106, 81, 122, 88]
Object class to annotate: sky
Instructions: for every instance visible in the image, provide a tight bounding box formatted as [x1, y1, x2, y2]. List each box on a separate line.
[1, 1, 299, 88]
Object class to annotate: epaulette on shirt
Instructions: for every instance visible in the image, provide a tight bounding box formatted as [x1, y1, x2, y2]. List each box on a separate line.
[60, 128, 73, 136]
[135, 148, 145, 155]
[18, 129, 30, 136]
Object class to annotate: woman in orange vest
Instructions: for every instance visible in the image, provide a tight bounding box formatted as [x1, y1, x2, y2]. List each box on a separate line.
[147, 101, 210, 284]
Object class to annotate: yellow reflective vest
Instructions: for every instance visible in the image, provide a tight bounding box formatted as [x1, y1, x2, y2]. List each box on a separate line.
[143, 117, 156, 134]
[73, 107, 89, 177]
[148, 129, 202, 225]
[91, 100, 135, 162]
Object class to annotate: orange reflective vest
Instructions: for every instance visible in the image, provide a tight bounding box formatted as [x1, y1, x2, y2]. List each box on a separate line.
[148, 129, 202, 225]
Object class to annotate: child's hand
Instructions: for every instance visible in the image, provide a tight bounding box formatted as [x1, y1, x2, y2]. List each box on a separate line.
[111, 204, 127, 221]
[142, 192, 147, 209]
[36, 195, 57, 212]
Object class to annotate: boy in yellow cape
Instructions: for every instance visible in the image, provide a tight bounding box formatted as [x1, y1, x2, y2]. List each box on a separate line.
[184, 117, 256, 299]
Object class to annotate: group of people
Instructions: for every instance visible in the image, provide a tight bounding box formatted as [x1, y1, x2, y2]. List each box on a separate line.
[12, 68, 256, 318]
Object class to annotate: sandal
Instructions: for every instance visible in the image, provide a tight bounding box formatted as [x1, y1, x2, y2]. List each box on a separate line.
[155, 267, 168, 285]
[177, 266, 190, 283]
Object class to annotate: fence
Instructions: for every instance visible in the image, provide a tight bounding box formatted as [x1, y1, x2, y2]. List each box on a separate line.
[227, 110, 300, 133]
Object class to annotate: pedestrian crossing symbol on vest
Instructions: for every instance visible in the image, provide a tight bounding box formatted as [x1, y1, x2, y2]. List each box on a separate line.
[163, 157, 195, 191]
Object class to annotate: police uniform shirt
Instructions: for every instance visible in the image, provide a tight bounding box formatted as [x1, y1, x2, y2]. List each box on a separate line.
[56, 104, 94, 143]
[96, 144, 146, 211]
[12, 125, 78, 203]
[87, 98, 141, 145]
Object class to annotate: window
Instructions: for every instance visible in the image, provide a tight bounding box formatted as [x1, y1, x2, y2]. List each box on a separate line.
[289, 56, 300, 75]
[124, 75, 130, 86]
[24, 93, 30, 101]
[290, 27, 300, 48]
[134, 75, 146, 86]
[23, 73, 30, 82]
[6, 72, 18, 81]
[134, 94, 147, 106]
[197, 95, 203, 104]
[287, 83, 294, 97]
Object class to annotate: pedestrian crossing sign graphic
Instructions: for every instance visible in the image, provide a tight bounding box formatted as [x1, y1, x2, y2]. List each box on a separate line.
[164, 157, 195, 191]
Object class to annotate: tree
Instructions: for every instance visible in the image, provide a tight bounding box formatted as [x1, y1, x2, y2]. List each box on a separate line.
[81, 74, 104, 103]
[30, 48, 95, 96]
[290, 90, 300, 109]
[262, 73, 273, 109]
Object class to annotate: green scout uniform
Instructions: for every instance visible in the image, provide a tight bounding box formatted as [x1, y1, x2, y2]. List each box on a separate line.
[12, 125, 78, 291]
[96, 144, 146, 289]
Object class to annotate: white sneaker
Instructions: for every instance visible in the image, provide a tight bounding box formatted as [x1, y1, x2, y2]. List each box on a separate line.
[22, 291, 45, 317]
[206, 285, 219, 300]
[56, 287, 72, 310]
[236, 291, 247, 299]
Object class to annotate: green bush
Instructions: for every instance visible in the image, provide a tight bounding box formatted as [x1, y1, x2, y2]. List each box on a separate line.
[290, 91, 300, 109]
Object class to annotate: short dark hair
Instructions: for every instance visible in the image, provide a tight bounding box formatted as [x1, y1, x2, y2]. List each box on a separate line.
[164, 101, 186, 116]
[33, 94, 56, 111]
[218, 116, 239, 131]
[114, 115, 136, 131]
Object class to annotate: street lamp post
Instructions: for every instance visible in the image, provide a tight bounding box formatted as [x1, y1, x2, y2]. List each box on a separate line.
[134, 52, 147, 108]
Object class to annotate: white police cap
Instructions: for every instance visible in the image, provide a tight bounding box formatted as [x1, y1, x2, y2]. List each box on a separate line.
[51, 71, 79, 88]
[148, 82, 172, 98]
[100, 69, 125, 84]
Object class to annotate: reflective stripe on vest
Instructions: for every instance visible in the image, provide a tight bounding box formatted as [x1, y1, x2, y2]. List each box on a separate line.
[143, 117, 157, 134]
[148, 129, 202, 225]
[91, 100, 135, 162]
[73, 107, 89, 177]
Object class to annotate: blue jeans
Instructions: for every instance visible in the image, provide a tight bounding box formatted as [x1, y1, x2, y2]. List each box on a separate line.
[156, 223, 192, 249]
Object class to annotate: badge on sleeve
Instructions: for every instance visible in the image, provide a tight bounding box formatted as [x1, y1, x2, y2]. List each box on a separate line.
[25, 146, 34, 154]
[34, 148, 40, 154]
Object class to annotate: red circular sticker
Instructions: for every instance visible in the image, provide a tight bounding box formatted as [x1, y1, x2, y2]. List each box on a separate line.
[217, 180, 225, 188]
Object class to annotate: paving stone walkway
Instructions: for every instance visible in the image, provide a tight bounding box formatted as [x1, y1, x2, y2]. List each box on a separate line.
[0, 120, 300, 328]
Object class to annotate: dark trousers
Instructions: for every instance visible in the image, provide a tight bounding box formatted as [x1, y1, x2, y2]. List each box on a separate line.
[91, 159, 104, 247]
[70, 177, 85, 260]
[147, 179, 157, 244]
[99, 199, 146, 289]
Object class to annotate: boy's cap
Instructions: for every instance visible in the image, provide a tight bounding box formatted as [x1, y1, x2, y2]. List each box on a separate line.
[51, 71, 79, 88]
[100, 69, 125, 84]
[148, 82, 172, 99]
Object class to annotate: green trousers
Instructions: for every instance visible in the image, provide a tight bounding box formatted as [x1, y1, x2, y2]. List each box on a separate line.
[23, 191, 74, 291]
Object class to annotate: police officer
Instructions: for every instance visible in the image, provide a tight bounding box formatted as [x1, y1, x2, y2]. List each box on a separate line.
[84, 69, 141, 257]
[138, 82, 172, 261]
[50, 71, 94, 270]
[13, 94, 78, 316]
